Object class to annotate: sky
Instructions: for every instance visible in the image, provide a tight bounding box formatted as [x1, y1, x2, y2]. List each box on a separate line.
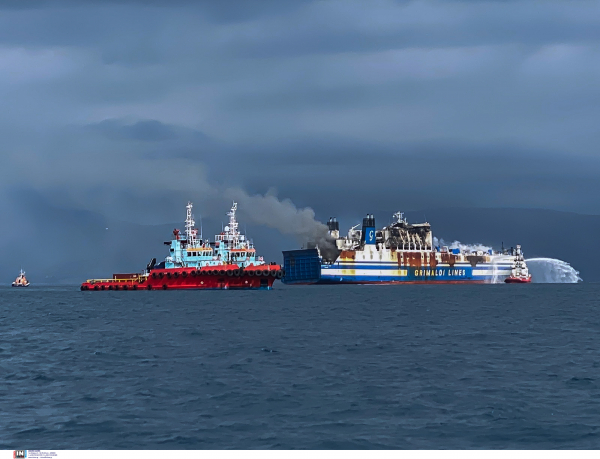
[2, 0, 600, 255]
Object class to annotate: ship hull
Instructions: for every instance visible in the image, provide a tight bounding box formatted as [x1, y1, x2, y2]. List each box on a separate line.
[81, 266, 283, 291]
[282, 249, 513, 285]
[504, 276, 532, 284]
[302, 279, 488, 285]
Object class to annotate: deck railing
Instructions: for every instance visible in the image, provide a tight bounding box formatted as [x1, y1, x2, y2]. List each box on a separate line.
[86, 277, 145, 283]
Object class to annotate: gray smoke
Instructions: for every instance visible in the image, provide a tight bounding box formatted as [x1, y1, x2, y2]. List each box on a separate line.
[224, 187, 327, 240]
[224, 187, 338, 258]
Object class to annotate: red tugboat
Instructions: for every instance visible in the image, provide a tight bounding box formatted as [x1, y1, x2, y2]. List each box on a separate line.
[81, 202, 284, 291]
[504, 245, 532, 284]
[12, 269, 30, 287]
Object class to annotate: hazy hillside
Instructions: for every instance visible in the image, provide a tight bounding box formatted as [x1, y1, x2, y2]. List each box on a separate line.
[2, 197, 594, 284]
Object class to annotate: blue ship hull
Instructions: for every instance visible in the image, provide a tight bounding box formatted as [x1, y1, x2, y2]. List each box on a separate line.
[282, 249, 513, 285]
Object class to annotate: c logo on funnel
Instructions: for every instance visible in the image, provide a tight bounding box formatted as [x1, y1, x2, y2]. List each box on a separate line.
[365, 229, 375, 244]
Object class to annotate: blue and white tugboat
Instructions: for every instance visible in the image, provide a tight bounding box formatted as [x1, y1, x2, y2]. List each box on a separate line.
[81, 202, 283, 291]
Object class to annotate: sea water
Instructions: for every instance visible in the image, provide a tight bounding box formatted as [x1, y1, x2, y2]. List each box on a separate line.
[0, 283, 598, 449]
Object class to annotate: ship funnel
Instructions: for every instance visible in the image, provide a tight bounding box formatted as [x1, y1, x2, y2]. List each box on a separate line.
[327, 217, 340, 232]
[361, 213, 376, 245]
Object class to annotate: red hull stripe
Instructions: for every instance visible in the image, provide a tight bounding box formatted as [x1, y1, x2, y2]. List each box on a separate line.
[81, 266, 282, 291]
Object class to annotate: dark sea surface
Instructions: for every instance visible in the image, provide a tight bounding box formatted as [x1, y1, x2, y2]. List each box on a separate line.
[0, 283, 598, 449]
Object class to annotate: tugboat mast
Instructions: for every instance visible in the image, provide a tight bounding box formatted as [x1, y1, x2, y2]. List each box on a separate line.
[185, 202, 199, 247]
[225, 202, 240, 248]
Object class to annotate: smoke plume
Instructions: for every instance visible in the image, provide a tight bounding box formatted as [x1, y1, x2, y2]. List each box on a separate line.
[224, 188, 327, 239]
[224, 187, 338, 258]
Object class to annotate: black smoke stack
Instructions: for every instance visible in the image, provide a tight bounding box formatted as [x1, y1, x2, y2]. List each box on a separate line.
[327, 217, 340, 233]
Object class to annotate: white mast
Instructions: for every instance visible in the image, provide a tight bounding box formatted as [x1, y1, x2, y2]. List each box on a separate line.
[226, 202, 239, 248]
[185, 202, 197, 247]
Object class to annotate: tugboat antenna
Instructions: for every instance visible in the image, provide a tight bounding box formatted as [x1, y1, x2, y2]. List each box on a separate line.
[185, 202, 196, 246]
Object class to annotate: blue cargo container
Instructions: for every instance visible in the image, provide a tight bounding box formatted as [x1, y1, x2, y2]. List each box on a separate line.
[282, 249, 321, 284]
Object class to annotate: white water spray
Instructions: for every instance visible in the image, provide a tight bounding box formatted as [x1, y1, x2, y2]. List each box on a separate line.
[433, 237, 492, 253]
[490, 258, 503, 284]
[525, 258, 582, 283]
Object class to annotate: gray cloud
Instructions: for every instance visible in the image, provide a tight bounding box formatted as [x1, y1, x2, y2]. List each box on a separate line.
[1, 0, 599, 281]
[86, 118, 212, 143]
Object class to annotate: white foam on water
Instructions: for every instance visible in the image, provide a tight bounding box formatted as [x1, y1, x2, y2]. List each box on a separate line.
[525, 258, 582, 283]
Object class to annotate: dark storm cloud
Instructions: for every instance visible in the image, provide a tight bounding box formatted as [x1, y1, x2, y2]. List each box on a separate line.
[0, 0, 309, 22]
[222, 137, 600, 218]
[87, 119, 210, 143]
[1, 0, 600, 281]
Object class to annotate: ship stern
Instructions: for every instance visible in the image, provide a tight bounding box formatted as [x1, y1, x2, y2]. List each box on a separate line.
[282, 249, 322, 284]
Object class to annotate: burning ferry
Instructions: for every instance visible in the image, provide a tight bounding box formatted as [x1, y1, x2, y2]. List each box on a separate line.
[282, 212, 530, 284]
[81, 202, 283, 291]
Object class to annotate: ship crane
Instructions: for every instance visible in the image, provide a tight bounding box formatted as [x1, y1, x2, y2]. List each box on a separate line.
[393, 211, 407, 225]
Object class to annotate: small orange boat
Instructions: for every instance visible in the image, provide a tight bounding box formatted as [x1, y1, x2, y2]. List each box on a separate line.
[12, 269, 30, 287]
